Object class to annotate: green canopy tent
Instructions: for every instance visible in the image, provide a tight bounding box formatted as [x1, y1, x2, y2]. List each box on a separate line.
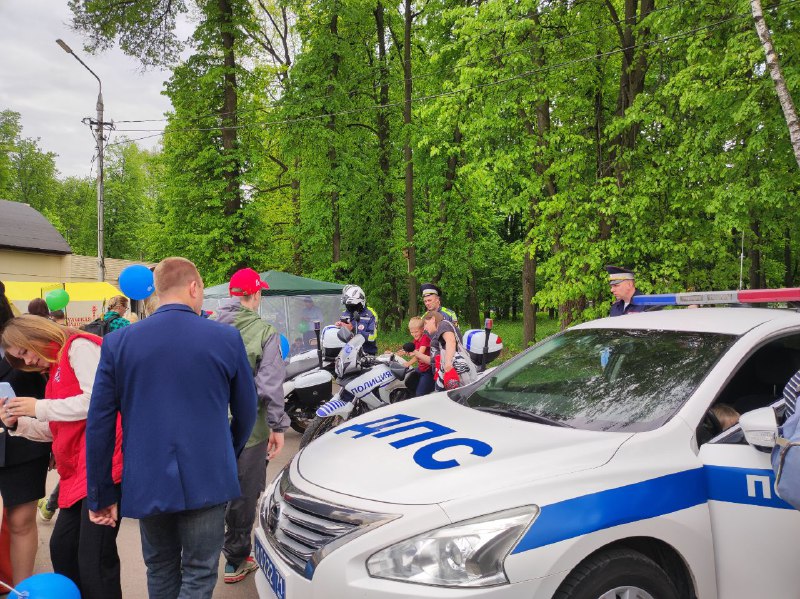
[203, 271, 344, 356]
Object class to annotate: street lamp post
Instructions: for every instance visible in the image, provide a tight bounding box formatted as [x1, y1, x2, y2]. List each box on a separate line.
[56, 39, 106, 282]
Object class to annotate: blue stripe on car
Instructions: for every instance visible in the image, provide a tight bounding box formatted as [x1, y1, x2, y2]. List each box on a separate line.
[512, 465, 789, 554]
[705, 465, 792, 510]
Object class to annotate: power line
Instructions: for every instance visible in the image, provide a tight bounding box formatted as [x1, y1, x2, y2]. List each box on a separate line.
[110, 0, 693, 126]
[105, 6, 774, 141]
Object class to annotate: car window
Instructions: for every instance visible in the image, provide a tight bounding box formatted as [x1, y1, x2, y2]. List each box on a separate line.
[465, 329, 736, 432]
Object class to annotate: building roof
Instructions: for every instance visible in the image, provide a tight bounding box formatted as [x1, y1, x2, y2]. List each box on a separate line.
[0, 199, 72, 254]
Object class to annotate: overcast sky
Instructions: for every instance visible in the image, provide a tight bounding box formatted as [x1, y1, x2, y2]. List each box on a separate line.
[0, 1, 185, 179]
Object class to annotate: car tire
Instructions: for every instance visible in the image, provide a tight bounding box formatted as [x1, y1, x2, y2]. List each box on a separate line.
[553, 548, 681, 599]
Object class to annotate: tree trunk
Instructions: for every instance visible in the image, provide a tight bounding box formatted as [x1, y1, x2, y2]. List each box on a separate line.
[375, 0, 401, 326]
[435, 124, 462, 284]
[785, 228, 793, 287]
[466, 225, 480, 328]
[597, 0, 653, 241]
[403, 0, 418, 315]
[751, 0, 800, 169]
[749, 218, 762, 289]
[522, 249, 537, 345]
[328, 11, 341, 264]
[523, 12, 558, 330]
[218, 0, 243, 274]
[291, 158, 302, 274]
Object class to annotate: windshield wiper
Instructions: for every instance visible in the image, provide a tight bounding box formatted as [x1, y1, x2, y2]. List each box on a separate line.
[474, 405, 574, 428]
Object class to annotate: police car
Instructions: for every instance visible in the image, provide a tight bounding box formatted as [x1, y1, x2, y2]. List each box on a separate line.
[254, 290, 800, 599]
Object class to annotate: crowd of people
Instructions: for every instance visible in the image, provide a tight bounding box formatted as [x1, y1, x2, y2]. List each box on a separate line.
[0, 258, 479, 597]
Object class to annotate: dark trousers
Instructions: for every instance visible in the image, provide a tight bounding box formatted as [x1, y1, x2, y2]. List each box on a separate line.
[140, 503, 226, 599]
[223, 440, 268, 568]
[45, 482, 60, 512]
[414, 369, 435, 397]
[49, 493, 122, 599]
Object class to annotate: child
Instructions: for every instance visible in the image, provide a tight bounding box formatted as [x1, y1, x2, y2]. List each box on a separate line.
[403, 317, 434, 396]
[710, 403, 740, 432]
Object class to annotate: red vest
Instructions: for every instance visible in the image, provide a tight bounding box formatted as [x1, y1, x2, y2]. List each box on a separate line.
[46, 333, 123, 508]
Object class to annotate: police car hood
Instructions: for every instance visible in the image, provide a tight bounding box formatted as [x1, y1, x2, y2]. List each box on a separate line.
[296, 395, 631, 504]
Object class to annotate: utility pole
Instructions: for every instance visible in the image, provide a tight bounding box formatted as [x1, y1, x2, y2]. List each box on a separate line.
[56, 39, 110, 281]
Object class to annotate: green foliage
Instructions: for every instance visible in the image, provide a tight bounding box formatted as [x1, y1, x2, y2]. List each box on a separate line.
[11, 0, 800, 334]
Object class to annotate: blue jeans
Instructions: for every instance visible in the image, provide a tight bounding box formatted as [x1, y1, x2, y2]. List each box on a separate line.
[414, 369, 435, 397]
[139, 503, 226, 599]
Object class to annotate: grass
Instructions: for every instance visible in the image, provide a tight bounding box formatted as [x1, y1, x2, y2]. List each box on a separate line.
[377, 313, 561, 363]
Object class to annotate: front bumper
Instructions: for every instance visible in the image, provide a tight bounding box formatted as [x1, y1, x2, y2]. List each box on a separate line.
[252, 467, 563, 599]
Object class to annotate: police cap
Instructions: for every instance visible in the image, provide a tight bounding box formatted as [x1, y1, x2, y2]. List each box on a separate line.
[605, 265, 635, 286]
[420, 283, 442, 297]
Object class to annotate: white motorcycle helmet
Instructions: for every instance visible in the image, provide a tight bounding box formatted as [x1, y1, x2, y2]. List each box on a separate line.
[341, 284, 366, 313]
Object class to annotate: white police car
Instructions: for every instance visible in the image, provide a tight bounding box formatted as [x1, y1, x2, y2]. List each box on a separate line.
[254, 296, 800, 599]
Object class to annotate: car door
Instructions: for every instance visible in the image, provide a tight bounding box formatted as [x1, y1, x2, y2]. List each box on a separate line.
[699, 409, 800, 599]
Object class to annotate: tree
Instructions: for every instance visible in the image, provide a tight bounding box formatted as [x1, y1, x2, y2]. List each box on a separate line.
[750, 0, 800, 169]
[70, 0, 252, 275]
[0, 110, 22, 197]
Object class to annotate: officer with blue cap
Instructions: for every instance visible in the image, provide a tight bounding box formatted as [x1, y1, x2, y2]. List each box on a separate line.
[606, 265, 645, 317]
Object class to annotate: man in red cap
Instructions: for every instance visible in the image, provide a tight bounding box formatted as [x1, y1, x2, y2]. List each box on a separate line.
[213, 268, 289, 583]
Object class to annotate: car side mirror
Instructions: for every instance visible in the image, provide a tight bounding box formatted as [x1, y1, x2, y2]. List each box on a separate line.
[739, 406, 778, 450]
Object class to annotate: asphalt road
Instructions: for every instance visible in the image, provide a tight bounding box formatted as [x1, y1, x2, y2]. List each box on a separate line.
[33, 428, 302, 598]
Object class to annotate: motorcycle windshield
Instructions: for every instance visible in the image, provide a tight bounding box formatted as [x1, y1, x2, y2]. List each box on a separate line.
[335, 334, 364, 378]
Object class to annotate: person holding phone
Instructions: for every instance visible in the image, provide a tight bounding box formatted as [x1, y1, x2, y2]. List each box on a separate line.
[0, 315, 123, 599]
[0, 284, 49, 585]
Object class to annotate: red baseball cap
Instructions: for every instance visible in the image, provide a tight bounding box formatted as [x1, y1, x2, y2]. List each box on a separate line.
[229, 268, 269, 296]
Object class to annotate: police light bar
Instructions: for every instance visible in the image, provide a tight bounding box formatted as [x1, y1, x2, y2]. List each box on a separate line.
[631, 288, 800, 306]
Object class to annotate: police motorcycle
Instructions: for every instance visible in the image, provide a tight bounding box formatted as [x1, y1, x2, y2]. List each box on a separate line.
[282, 322, 337, 433]
[299, 327, 412, 447]
[286, 285, 377, 434]
[299, 318, 504, 448]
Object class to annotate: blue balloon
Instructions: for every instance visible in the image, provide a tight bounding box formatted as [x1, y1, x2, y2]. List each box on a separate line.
[279, 334, 290, 359]
[15, 573, 80, 599]
[119, 264, 155, 300]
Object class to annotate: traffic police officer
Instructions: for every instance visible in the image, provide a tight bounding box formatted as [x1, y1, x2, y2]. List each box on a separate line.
[336, 284, 378, 355]
[606, 265, 645, 316]
[420, 283, 459, 329]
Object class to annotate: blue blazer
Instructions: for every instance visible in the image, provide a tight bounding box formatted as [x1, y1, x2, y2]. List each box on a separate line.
[86, 303, 257, 518]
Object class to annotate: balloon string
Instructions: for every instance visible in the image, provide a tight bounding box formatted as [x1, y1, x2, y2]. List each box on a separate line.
[0, 579, 24, 596]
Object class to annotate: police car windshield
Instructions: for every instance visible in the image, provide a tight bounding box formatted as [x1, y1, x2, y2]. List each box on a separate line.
[466, 329, 736, 432]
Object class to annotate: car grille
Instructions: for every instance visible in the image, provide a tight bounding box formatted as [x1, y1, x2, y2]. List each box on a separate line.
[261, 469, 397, 579]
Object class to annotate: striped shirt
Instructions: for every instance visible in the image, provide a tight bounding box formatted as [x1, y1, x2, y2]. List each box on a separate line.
[782, 370, 800, 417]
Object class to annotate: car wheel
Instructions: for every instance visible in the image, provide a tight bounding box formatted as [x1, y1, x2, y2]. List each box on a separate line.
[553, 548, 680, 599]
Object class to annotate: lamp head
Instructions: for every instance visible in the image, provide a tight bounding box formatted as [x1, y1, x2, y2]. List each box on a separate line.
[56, 39, 73, 54]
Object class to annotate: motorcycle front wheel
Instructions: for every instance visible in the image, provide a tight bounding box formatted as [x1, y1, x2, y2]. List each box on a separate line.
[299, 415, 345, 448]
[285, 398, 315, 434]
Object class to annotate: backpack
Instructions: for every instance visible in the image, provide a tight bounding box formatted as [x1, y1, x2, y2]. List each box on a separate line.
[80, 314, 120, 337]
[772, 407, 800, 510]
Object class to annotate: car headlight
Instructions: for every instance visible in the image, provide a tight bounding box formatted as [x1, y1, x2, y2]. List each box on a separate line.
[366, 505, 538, 588]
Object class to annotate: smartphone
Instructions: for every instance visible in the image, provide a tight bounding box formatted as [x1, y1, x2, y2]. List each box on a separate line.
[0, 382, 15, 405]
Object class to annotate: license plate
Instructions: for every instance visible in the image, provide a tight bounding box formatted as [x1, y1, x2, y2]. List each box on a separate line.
[255, 536, 287, 599]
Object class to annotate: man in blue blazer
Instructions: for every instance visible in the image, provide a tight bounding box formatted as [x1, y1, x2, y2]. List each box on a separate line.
[86, 257, 257, 599]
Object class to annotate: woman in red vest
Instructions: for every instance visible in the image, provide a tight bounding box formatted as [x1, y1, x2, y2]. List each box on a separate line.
[0, 315, 123, 599]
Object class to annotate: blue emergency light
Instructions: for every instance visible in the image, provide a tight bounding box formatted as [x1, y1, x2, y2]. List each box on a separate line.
[631, 288, 800, 306]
